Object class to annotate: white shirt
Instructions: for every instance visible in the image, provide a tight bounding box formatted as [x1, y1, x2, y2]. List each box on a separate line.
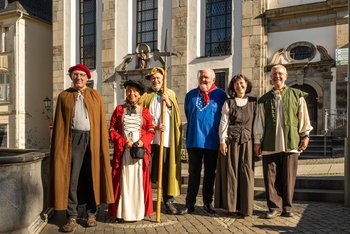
[149, 93, 171, 147]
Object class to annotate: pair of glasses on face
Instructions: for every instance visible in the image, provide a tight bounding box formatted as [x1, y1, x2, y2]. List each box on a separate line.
[72, 72, 87, 78]
[272, 72, 286, 77]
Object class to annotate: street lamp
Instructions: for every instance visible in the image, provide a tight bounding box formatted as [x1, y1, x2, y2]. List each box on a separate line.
[43, 96, 52, 112]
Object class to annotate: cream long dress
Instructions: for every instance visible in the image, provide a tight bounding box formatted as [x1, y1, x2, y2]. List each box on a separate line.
[116, 113, 145, 221]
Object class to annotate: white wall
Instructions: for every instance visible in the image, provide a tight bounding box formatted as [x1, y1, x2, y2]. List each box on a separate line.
[267, 26, 336, 61]
[268, 0, 326, 9]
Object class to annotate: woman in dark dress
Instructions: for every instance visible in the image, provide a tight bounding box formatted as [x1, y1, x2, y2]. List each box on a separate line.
[214, 74, 257, 217]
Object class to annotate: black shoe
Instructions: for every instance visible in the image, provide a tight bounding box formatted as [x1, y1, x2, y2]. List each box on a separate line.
[282, 211, 294, 217]
[203, 203, 216, 214]
[165, 201, 178, 215]
[178, 205, 195, 214]
[264, 210, 282, 219]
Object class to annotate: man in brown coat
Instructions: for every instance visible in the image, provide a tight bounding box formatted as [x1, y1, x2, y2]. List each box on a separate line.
[49, 64, 114, 232]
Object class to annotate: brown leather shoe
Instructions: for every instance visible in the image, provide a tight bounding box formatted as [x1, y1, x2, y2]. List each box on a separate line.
[264, 210, 282, 219]
[282, 211, 294, 217]
[87, 214, 97, 227]
[61, 217, 77, 232]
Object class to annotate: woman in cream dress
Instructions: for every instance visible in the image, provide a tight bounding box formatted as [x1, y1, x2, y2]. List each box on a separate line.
[108, 80, 154, 221]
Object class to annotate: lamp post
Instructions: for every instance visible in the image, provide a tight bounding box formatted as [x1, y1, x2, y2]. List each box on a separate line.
[42, 96, 53, 130]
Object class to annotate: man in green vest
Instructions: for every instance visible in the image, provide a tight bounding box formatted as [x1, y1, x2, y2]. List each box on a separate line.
[139, 67, 183, 215]
[254, 64, 313, 219]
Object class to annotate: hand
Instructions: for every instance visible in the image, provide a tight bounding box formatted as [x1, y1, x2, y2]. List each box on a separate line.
[162, 93, 172, 108]
[136, 140, 144, 147]
[220, 143, 227, 156]
[254, 144, 262, 157]
[126, 140, 133, 148]
[156, 123, 166, 132]
[298, 136, 309, 152]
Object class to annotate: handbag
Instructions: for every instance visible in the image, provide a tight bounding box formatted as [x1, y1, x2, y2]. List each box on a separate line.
[129, 142, 145, 159]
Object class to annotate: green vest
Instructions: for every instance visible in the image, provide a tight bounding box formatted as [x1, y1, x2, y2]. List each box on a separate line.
[258, 87, 308, 151]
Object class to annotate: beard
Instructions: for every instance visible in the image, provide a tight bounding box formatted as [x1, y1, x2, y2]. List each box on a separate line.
[199, 83, 211, 91]
[152, 85, 162, 92]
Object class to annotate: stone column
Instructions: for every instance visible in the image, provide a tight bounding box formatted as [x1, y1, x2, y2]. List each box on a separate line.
[242, 0, 268, 97]
[171, 0, 188, 122]
[52, 0, 65, 108]
[101, 0, 116, 121]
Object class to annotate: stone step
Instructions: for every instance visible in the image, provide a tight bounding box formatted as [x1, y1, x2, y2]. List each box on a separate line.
[254, 187, 344, 203]
[180, 163, 344, 203]
[254, 176, 344, 190]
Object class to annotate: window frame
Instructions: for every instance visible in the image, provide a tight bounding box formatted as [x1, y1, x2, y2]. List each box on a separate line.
[286, 41, 316, 61]
[136, 0, 158, 51]
[205, 0, 232, 57]
[0, 73, 10, 102]
[79, 0, 96, 70]
[214, 68, 228, 91]
[0, 124, 7, 148]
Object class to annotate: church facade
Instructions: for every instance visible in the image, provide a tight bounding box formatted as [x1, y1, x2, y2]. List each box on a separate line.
[52, 0, 348, 137]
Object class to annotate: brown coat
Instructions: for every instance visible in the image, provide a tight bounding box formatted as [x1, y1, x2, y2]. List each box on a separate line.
[49, 87, 114, 210]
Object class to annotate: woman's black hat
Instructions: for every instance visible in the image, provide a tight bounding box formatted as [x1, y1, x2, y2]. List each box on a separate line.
[123, 80, 145, 95]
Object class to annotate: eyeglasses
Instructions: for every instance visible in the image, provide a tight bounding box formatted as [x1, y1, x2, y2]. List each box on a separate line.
[72, 72, 87, 78]
[272, 72, 287, 76]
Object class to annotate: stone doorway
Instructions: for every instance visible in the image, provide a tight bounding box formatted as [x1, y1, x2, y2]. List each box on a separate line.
[292, 84, 318, 134]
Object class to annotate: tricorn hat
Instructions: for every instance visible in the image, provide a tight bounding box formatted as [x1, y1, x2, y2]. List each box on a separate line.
[145, 67, 165, 80]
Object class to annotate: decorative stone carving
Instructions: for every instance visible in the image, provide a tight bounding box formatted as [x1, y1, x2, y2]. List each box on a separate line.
[136, 43, 151, 69]
[316, 45, 333, 61]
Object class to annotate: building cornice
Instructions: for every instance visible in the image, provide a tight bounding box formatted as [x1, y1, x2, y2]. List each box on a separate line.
[264, 0, 348, 32]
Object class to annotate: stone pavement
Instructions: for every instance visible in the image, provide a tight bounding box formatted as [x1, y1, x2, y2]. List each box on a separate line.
[41, 157, 349, 234]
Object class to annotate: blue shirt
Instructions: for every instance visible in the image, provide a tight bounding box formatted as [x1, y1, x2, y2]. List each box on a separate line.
[185, 87, 227, 150]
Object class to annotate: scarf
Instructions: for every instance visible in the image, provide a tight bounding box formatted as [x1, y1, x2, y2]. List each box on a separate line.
[125, 102, 137, 115]
[198, 84, 217, 105]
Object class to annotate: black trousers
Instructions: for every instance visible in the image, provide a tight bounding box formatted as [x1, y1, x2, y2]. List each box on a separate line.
[185, 148, 218, 206]
[262, 152, 298, 213]
[150, 144, 173, 203]
[67, 130, 96, 218]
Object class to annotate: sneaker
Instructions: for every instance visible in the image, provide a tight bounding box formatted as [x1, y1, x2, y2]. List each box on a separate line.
[61, 217, 77, 233]
[86, 214, 97, 227]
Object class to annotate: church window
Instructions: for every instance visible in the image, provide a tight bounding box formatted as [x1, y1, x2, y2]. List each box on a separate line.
[79, 0, 96, 70]
[205, 0, 232, 57]
[137, 0, 158, 51]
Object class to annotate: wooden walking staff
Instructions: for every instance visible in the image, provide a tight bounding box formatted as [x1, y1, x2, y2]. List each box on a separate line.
[156, 29, 169, 223]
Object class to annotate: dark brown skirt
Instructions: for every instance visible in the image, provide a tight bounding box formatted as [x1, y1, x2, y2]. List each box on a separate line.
[214, 140, 254, 215]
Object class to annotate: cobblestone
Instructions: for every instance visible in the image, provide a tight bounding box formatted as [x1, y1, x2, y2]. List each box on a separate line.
[42, 193, 350, 234]
[41, 157, 349, 233]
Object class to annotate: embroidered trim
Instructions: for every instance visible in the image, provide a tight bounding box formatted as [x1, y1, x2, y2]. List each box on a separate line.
[195, 93, 209, 111]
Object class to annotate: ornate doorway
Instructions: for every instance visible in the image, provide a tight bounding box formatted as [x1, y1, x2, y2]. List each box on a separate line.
[292, 84, 318, 134]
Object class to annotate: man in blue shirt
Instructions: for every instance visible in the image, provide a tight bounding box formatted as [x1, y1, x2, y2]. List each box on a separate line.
[180, 68, 226, 214]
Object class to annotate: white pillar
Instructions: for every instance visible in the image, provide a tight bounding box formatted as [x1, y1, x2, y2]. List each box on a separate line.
[345, 0, 350, 206]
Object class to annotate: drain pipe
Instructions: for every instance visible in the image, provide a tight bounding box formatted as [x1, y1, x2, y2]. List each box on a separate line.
[346, 1, 350, 207]
[15, 12, 23, 148]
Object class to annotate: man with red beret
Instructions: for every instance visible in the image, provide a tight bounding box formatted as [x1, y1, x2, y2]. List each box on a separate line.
[49, 64, 114, 232]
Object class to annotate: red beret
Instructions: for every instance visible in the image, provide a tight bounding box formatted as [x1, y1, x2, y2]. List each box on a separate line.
[68, 64, 91, 78]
